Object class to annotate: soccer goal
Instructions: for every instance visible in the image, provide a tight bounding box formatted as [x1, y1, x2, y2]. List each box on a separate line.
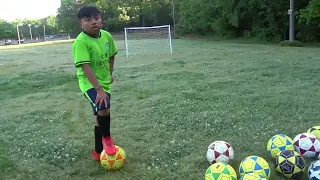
[45, 34, 71, 41]
[124, 25, 173, 57]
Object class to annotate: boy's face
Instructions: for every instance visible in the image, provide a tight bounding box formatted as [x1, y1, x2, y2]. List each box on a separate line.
[80, 14, 102, 34]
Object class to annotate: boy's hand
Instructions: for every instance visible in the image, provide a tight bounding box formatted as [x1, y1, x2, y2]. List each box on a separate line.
[95, 87, 108, 108]
[111, 75, 114, 84]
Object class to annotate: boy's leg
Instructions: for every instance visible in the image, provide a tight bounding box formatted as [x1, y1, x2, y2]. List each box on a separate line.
[83, 92, 103, 161]
[85, 88, 117, 156]
[92, 116, 103, 161]
[96, 107, 117, 156]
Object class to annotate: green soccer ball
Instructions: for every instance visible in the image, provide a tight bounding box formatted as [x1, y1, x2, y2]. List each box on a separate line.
[205, 162, 237, 180]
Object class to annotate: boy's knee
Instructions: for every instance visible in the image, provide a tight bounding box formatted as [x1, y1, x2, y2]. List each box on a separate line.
[97, 108, 110, 116]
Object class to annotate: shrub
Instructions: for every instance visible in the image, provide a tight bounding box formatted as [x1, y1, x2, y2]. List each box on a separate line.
[279, 40, 304, 47]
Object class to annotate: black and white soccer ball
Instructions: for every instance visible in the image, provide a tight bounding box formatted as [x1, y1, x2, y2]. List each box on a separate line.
[275, 150, 305, 179]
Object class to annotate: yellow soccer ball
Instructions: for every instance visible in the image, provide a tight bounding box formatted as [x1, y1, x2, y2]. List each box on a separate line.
[307, 126, 320, 140]
[239, 173, 267, 180]
[266, 134, 294, 158]
[239, 156, 271, 179]
[100, 145, 126, 171]
[205, 162, 237, 180]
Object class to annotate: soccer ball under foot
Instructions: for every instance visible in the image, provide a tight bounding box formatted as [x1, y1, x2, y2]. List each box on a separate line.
[100, 145, 126, 171]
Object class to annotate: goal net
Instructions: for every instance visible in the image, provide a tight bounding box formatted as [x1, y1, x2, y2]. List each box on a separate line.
[45, 34, 71, 41]
[124, 25, 173, 57]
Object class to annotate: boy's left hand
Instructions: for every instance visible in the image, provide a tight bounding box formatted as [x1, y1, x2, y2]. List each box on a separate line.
[111, 75, 114, 83]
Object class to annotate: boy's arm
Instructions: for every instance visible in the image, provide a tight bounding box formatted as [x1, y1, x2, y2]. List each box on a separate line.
[108, 34, 118, 77]
[82, 64, 102, 90]
[110, 56, 115, 75]
[82, 64, 108, 108]
[73, 40, 108, 107]
[109, 55, 115, 83]
[73, 40, 100, 88]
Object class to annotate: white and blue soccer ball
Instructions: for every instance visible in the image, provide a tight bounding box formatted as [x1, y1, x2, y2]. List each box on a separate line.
[308, 160, 320, 180]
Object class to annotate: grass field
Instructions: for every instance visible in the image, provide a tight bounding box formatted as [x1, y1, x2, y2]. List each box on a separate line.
[0, 37, 319, 180]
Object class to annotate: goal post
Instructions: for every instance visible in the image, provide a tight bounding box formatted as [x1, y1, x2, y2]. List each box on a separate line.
[124, 25, 173, 57]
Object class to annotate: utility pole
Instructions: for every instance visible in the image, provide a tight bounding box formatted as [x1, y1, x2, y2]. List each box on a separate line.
[35, 25, 40, 40]
[289, 0, 294, 41]
[16, 23, 23, 44]
[172, 0, 176, 38]
[16, 24, 21, 44]
[43, 25, 46, 41]
[28, 24, 33, 40]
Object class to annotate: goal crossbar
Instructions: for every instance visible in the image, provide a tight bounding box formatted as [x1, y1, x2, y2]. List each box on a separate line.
[124, 25, 171, 30]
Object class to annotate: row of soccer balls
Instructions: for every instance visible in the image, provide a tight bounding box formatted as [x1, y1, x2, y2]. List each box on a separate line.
[206, 131, 320, 165]
[204, 126, 320, 179]
[205, 155, 320, 180]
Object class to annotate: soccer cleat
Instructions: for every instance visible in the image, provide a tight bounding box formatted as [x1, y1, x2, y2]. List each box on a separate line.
[92, 150, 101, 161]
[102, 136, 117, 155]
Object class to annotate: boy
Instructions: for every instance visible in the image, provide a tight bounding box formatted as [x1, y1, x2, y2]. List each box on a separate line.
[72, 6, 118, 161]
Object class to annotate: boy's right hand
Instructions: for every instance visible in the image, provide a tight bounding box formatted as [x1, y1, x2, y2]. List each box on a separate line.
[95, 87, 108, 109]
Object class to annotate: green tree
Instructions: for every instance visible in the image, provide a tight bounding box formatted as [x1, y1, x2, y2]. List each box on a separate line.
[300, 0, 320, 25]
[178, 0, 320, 42]
[0, 19, 16, 40]
[56, 0, 82, 35]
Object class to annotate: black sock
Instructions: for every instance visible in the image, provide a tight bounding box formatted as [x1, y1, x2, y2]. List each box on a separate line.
[94, 126, 103, 153]
[96, 114, 111, 138]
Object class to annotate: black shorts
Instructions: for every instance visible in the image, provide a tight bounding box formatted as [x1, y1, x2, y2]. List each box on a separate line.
[84, 88, 111, 115]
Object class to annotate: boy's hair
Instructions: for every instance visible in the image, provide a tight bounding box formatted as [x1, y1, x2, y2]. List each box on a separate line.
[77, 6, 101, 20]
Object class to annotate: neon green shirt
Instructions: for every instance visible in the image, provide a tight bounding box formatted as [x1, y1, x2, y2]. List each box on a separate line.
[72, 30, 118, 93]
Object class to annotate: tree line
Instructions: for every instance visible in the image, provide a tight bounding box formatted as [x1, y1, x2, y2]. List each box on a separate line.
[1, 0, 320, 42]
[0, 16, 59, 40]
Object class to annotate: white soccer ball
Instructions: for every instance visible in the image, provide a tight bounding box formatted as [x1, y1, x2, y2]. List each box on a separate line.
[206, 140, 234, 164]
[293, 133, 320, 158]
[308, 160, 320, 180]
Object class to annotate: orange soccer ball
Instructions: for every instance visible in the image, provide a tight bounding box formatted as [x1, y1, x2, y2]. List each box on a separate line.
[100, 145, 126, 171]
